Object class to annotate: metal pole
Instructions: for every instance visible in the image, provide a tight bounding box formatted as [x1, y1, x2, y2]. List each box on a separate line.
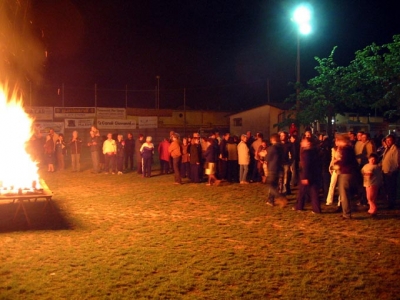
[155, 86, 157, 109]
[62, 83, 65, 107]
[94, 83, 97, 108]
[156, 75, 160, 109]
[125, 84, 128, 108]
[296, 33, 300, 112]
[184, 88, 186, 137]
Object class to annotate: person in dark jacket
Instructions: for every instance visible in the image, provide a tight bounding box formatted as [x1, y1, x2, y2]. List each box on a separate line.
[334, 134, 358, 219]
[116, 134, 125, 175]
[189, 136, 202, 183]
[87, 130, 101, 173]
[265, 134, 287, 207]
[279, 131, 293, 195]
[124, 132, 135, 171]
[204, 138, 221, 186]
[218, 132, 230, 180]
[293, 137, 322, 213]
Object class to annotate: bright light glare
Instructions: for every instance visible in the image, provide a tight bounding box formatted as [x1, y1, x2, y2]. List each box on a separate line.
[299, 23, 311, 35]
[292, 4, 312, 35]
[293, 6, 311, 24]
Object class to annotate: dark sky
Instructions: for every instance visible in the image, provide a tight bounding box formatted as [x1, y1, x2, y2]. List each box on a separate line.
[31, 0, 400, 110]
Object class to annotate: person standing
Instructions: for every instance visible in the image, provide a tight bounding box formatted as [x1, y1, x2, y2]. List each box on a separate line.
[204, 138, 220, 186]
[158, 137, 171, 175]
[237, 134, 250, 184]
[265, 134, 286, 207]
[381, 134, 400, 209]
[279, 131, 293, 195]
[140, 136, 154, 177]
[103, 133, 117, 174]
[87, 130, 100, 173]
[44, 135, 55, 172]
[293, 137, 321, 213]
[226, 136, 239, 183]
[69, 130, 82, 172]
[334, 134, 358, 219]
[116, 134, 125, 175]
[218, 132, 230, 181]
[189, 135, 202, 183]
[362, 153, 382, 215]
[55, 134, 66, 171]
[180, 137, 190, 179]
[124, 132, 135, 171]
[251, 133, 263, 182]
[135, 134, 144, 174]
[169, 134, 182, 184]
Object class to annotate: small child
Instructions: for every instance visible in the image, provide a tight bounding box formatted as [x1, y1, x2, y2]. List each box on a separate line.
[361, 153, 382, 215]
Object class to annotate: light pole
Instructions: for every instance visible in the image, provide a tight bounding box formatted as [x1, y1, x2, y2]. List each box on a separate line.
[155, 75, 160, 109]
[292, 4, 312, 112]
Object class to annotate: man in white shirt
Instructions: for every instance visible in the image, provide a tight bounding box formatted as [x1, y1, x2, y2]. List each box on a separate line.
[103, 133, 116, 174]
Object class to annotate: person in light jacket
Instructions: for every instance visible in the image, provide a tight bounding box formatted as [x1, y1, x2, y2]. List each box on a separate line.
[237, 134, 250, 184]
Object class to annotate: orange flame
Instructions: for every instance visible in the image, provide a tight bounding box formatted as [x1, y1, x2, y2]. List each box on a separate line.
[0, 84, 40, 193]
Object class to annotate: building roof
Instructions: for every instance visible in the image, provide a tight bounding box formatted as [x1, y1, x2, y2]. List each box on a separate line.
[229, 102, 293, 117]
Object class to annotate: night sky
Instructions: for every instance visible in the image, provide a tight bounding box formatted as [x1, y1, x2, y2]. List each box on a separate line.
[30, 0, 400, 110]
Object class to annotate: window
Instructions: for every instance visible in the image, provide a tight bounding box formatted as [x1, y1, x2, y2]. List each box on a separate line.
[233, 118, 242, 127]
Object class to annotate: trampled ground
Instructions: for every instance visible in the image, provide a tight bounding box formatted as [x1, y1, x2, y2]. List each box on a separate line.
[0, 161, 399, 299]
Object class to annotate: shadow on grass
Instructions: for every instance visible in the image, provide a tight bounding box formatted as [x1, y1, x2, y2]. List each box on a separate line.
[0, 199, 73, 233]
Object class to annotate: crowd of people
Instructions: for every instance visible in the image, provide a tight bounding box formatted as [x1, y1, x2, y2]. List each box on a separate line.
[29, 126, 400, 218]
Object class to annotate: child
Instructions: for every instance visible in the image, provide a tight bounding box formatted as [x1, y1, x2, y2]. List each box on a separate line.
[361, 153, 382, 215]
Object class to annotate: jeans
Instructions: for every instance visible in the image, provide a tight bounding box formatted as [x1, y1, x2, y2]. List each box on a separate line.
[105, 153, 116, 173]
[266, 172, 280, 204]
[383, 171, 398, 208]
[172, 157, 182, 183]
[239, 164, 248, 182]
[338, 173, 352, 218]
[71, 153, 80, 172]
[91, 151, 99, 173]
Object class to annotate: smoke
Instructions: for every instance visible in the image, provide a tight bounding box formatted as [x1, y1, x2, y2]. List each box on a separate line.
[0, 0, 45, 92]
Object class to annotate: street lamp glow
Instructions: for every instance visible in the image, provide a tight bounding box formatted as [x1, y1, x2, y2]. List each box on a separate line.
[292, 4, 312, 34]
[299, 23, 311, 35]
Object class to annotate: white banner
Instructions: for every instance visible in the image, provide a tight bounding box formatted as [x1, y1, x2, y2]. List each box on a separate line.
[64, 119, 94, 129]
[97, 119, 137, 129]
[54, 107, 96, 118]
[33, 122, 64, 135]
[138, 116, 158, 129]
[96, 107, 126, 119]
[25, 106, 53, 121]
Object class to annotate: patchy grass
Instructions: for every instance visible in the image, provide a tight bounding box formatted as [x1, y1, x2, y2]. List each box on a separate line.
[0, 159, 399, 299]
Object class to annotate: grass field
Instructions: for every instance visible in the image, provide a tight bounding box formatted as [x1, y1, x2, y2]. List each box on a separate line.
[0, 158, 399, 299]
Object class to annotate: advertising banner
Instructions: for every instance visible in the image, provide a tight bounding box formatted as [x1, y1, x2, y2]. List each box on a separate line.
[96, 119, 137, 130]
[54, 107, 96, 118]
[33, 122, 64, 135]
[138, 116, 158, 129]
[64, 119, 94, 129]
[96, 107, 126, 119]
[25, 106, 53, 121]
